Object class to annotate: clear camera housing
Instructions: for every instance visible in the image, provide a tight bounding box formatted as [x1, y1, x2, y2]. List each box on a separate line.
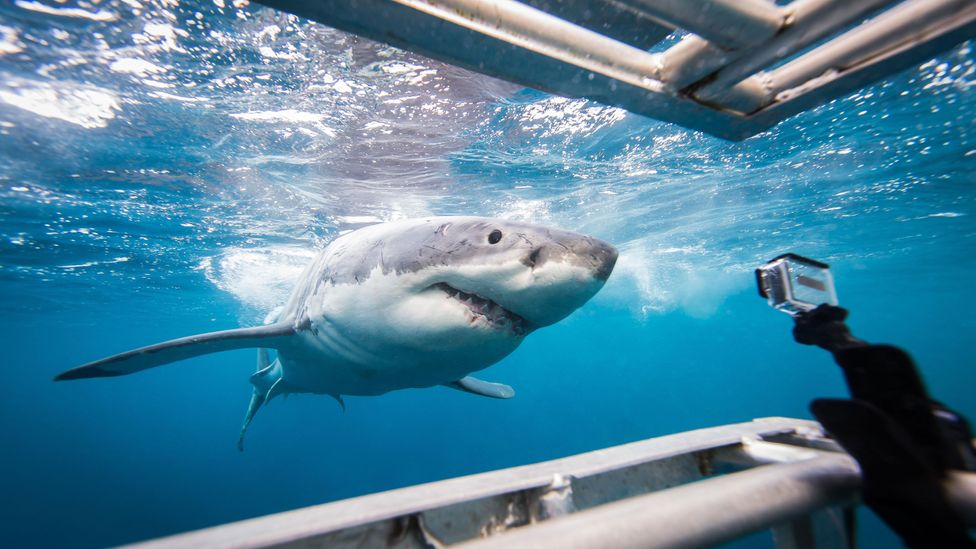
[756, 254, 838, 315]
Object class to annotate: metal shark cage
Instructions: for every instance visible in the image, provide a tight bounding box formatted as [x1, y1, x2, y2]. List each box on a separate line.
[253, 0, 976, 140]
[124, 417, 976, 548]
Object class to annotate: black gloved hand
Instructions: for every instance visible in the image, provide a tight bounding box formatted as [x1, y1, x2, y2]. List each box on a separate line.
[793, 304, 864, 351]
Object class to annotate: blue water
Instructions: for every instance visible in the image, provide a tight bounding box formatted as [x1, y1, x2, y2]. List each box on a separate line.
[1, 1, 975, 547]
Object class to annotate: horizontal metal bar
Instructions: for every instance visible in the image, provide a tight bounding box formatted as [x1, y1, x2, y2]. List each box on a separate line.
[716, 0, 975, 113]
[692, 0, 898, 101]
[254, 0, 976, 139]
[254, 0, 744, 138]
[612, 0, 785, 50]
[458, 453, 862, 549]
[519, 0, 673, 50]
[120, 416, 976, 548]
[122, 418, 817, 548]
[397, 0, 663, 87]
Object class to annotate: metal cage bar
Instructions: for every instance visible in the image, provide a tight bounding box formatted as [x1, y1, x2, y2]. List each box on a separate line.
[681, 0, 898, 97]
[610, 0, 786, 50]
[712, 0, 976, 113]
[458, 453, 860, 549]
[258, 0, 976, 140]
[121, 417, 976, 548]
[255, 0, 976, 140]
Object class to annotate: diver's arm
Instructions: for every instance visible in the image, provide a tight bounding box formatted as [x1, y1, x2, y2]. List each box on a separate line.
[793, 304, 976, 547]
[792, 303, 864, 352]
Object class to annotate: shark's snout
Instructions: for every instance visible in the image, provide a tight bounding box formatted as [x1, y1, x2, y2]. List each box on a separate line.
[524, 235, 618, 281]
[588, 238, 618, 281]
[493, 232, 617, 329]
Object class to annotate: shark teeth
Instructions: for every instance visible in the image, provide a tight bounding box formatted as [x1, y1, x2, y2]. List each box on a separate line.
[432, 282, 527, 336]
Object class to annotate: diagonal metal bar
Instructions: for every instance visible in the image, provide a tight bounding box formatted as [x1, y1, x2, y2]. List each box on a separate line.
[691, 0, 900, 102]
[666, 0, 898, 94]
[726, 0, 976, 118]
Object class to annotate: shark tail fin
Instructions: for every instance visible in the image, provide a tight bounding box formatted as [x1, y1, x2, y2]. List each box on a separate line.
[238, 358, 288, 451]
[54, 322, 296, 381]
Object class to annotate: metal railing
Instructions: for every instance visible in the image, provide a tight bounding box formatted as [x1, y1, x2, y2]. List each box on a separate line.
[121, 417, 976, 548]
[253, 0, 976, 140]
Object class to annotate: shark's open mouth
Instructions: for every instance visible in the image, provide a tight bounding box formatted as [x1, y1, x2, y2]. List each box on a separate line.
[432, 282, 528, 336]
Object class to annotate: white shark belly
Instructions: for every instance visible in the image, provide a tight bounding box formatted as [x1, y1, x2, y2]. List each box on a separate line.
[274, 270, 521, 396]
[278, 325, 497, 396]
[276, 350, 483, 396]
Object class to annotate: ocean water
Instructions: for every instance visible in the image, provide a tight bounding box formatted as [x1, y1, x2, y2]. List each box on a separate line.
[1, 1, 975, 547]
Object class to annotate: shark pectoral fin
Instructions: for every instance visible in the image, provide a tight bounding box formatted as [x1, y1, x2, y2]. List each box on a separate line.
[55, 322, 296, 381]
[445, 376, 515, 399]
[238, 359, 287, 452]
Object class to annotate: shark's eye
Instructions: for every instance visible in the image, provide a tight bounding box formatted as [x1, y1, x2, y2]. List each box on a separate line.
[488, 229, 503, 244]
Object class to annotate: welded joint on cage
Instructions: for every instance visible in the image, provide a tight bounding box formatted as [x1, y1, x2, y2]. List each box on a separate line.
[712, 0, 976, 114]
[739, 438, 824, 464]
[534, 473, 576, 520]
[687, 0, 901, 103]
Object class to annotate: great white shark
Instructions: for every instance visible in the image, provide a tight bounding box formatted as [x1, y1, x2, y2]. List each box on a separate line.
[56, 216, 618, 449]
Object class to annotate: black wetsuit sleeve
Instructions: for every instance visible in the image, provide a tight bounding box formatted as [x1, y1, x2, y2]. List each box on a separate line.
[792, 304, 976, 548]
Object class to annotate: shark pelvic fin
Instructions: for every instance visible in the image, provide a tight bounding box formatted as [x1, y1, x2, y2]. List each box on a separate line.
[444, 376, 515, 399]
[238, 359, 288, 452]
